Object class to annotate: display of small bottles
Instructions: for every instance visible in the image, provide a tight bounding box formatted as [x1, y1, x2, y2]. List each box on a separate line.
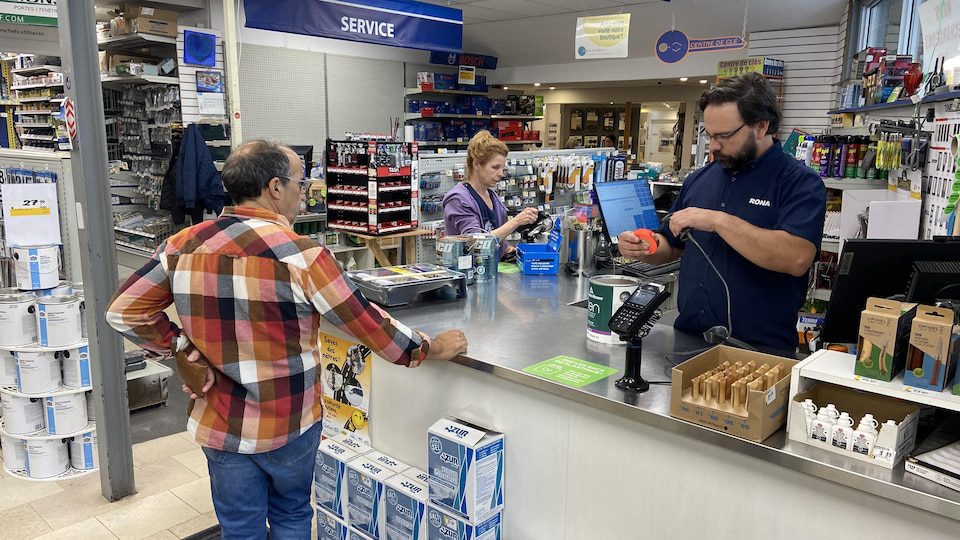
[689, 360, 787, 411]
[800, 399, 892, 457]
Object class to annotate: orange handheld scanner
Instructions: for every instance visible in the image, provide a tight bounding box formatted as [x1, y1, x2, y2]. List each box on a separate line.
[633, 229, 658, 254]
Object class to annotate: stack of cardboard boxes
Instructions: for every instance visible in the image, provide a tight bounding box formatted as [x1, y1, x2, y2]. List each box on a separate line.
[98, 3, 178, 78]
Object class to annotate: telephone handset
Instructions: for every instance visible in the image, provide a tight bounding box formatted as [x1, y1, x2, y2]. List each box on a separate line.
[609, 282, 670, 341]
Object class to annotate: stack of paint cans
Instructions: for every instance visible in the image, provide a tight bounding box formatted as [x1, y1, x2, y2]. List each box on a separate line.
[0, 247, 96, 481]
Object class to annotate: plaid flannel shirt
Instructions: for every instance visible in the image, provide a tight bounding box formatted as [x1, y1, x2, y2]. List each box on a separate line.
[106, 206, 426, 453]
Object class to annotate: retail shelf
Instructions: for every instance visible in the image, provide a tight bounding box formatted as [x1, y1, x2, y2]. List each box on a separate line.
[406, 113, 542, 121]
[0, 383, 93, 398]
[328, 222, 369, 233]
[0, 340, 88, 354]
[3, 465, 98, 482]
[327, 204, 367, 212]
[328, 245, 372, 254]
[11, 65, 61, 76]
[18, 133, 55, 141]
[829, 90, 960, 115]
[97, 33, 177, 51]
[416, 140, 541, 147]
[327, 167, 369, 176]
[0, 419, 95, 441]
[379, 205, 411, 213]
[828, 127, 871, 136]
[12, 81, 64, 90]
[16, 96, 54, 103]
[379, 185, 412, 193]
[327, 187, 369, 196]
[822, 178, 888, 190]
[821, 238, 840, 252]
[100, 75, 179, 87]
[378, 224, 414, 234]
[798, 350, 960, 412]
[0, 99, 19, 105]
[114, 226, 157, 238]
[405, 87, 492, 97]
[115, 240, 154, 254]
[50, 98, 65, 104]
[15, 122, 54, 129]
[649, 181, 682, 188]
[811, 288, 832, 302]
[294, 213, 326, 223]
[15, 110, 54, 115]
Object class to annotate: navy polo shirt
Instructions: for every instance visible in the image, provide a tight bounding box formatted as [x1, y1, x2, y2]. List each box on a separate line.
[660, 141, 826, 354]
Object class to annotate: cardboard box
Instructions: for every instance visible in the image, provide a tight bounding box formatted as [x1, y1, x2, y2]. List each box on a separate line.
[856, 298, 918, 381]
[425, 506, 501, 540]
[904, 305, 960, 392]
[402, 466, 430, 485]
[349, 528, 375, 540]
[317, 507, 350, 540]
[669, 346, 799, 442]
[346, 458, 395, 539]
[118, 3, 178, 37]
[417, 72, 434, 91]
[366, 451, 410, 476]
[787, 382, 919, 468]
[315, 439, 361, 519]
[495, 121, 522, 141]
[382, 476, 428, 540]
[333, 432, 374, 456]
[427, 418, 504, 523]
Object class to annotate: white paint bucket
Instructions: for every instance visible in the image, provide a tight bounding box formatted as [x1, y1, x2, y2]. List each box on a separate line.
[85, 390, 94, 421]
[39, 281, 73, 297]
[73, 284, 86, 338]
[1, 393, 45, 434]
[0, 291, 38, 347]
[12, 245, 60, 291]
[36, 295, 82, 348]
[60, 345, 92, 388]
[1, 434, 26, 469]
[586, 275, 643, 345]
[0, 352, 18, 386]
[44, 393, 88, 435]
[69, 431, 98, 470]
[25, 438, 69, 479]
[14, 350, 61, 394]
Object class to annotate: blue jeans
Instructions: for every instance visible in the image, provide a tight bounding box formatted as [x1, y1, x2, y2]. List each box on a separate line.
[202, 423, 322, 540]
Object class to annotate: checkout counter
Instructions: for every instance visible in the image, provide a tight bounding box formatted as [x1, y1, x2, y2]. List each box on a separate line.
[367, 272, 960, 539]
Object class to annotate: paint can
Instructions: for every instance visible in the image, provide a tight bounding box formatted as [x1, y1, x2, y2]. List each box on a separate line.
[0, 393, 45, 434]
[12, 245, 60, 291]
[586, 275, 642, 345]
[44, 393, 88, 435]
[437, 236, 474, 283]
[0, 434, 26, 470]
[36, 295, 82, 348]
[25, 438, 69, 479]
[0, 291, 38, 347]
[470, 234, 499, 284]
[14, 350, 61, 394]
[85, 390, 94, 421]
[60, 344, 92, 388]
[72, 283, 86, 338]
[0, 351, 18, 386]
[39, 281, 73, 297]
[69, 431, 98, 470]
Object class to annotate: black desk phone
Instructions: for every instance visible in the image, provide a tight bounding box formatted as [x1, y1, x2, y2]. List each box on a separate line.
[609, 282, 670, 341]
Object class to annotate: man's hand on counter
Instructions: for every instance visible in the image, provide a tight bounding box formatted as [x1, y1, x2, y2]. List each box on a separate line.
[425, 330, 468, 362]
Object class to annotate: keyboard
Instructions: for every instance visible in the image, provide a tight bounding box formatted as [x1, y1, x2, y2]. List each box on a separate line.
[615, 258, 681, 277]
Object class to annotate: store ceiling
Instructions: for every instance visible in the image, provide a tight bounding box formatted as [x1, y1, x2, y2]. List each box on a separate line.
[422, 0, 846, 67]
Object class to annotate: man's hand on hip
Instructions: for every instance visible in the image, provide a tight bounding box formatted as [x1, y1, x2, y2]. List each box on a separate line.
[424, 330, 468, 362]
[180, 347, 216, 400]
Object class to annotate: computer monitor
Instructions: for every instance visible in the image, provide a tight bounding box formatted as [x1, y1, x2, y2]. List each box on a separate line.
[594, 180, 660, 244]
[289, 145, 314, 174]
[820, 238, 960, 344]
[906, 260, 960, 304]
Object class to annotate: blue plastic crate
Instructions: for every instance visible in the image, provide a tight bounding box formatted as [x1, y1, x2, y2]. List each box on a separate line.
[516, 243, 560, 275]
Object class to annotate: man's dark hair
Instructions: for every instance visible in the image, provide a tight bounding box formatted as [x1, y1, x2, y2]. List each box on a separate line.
[698, 73, 781, 136]
[220, 140, 293, 202]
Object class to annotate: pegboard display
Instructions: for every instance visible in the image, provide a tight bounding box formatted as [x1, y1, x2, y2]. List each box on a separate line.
[924, 103, 960, 238]
[238, 45, 327, 152]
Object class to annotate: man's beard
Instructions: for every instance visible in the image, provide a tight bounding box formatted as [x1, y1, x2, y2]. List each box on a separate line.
[713, 136, 758, 172]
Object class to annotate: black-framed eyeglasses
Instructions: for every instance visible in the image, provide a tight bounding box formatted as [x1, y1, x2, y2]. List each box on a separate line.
[275, 175, 312, 193]
[702, 123, 746, 143]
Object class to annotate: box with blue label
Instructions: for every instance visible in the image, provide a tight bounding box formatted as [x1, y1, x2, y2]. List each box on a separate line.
[516, 217, 562, 275]
[382, 475, 428, 540]
[427, 418, 504, 523]
[403, 467, 430, 484]
[334, 433, 373, 456]
[426, 506, 501, 540]
[346, 457, 395, 539]
[349, 527, 375, 540]
[317, 507, 350, 540]
[315, 439, 360, 519]
[366, 451, 410, 476]
[434, 73, 456, 90]
[904, 305, 960, 392]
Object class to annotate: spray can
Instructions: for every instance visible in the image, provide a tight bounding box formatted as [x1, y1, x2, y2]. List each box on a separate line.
[819, 136, 834, 178]
[845, 137, 859, 178]
[833, 136, 847, 178]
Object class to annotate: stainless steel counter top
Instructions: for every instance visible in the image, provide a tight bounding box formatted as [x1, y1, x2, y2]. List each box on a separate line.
[389, 272, 960, 520]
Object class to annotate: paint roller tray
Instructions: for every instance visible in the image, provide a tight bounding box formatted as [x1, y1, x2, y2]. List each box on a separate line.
[0, 418, 96, 440]
[346, 264, 467, 307]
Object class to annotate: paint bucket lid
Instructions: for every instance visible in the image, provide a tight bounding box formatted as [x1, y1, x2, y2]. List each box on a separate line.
[0, 291, 37, 303]
[37, 294, 78, 305]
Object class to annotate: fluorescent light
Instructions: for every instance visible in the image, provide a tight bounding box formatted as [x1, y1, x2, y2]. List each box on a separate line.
[699, 79, 708, 84]
[679, 77, 688, 82]
[503, 86, 509, 90]
[610, 101, 614, 105]
[549, 86, 556, 90]
[533, 82, 541, 87]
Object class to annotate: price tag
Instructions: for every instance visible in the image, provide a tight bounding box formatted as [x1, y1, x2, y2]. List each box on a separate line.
[765, 386, 777, 405]
[872, 444, 896, 465]
[1, 183, 61, 246]
[457, 255, 472, 270]
[903, 386, 931, 396]
[853, 375, 880, 385]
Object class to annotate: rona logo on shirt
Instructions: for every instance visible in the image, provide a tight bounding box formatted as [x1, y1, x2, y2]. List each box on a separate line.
[748, 198, 771, 207]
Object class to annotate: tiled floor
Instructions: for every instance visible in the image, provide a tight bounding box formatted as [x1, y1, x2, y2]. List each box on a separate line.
[0, 431, 218, 540]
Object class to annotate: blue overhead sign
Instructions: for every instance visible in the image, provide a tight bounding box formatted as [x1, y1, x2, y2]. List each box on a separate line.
[429, 51, 498, 70]
[243, 0, 463, 52]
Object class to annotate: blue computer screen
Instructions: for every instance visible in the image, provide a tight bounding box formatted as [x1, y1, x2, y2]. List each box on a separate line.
[594, 180, 660, 243]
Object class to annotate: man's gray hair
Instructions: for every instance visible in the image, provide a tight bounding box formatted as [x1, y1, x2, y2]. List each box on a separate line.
[220, 140, 293, 203]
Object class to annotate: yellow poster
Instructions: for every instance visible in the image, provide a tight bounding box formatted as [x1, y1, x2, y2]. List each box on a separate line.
[319, 332, 372, 445]
[575, 14, 630, 60]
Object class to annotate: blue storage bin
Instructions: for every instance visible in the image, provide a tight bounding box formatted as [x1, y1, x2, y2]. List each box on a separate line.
[516, 243, 560, 275]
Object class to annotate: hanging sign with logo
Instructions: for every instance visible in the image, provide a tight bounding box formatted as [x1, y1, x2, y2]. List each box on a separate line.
[243, 0, 463, 53]
[656, 30, 746, 64]
[575, 14, 631, 59]
[0, 0, 57, 27]
[429, 51, 498, 70]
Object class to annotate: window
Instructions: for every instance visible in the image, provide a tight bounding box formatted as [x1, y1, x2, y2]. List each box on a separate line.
[857, 0, 921, 58]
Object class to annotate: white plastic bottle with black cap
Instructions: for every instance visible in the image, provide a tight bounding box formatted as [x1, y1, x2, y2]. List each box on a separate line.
[801, 399, 818, 438]
[851, 414, 879, 455]
[830, 412, 855, 451]
[810, 407, 838, 445]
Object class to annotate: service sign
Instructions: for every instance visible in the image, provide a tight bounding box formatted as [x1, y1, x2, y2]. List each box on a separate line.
[0, 0, 57, 27]
[243, 0, 463, 53]
[575, 13, 630, 59]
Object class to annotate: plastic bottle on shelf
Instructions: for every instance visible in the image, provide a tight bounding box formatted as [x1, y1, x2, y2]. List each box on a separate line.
[851, 414, 879, 455]
[810, 406, 839, 444]
[801, 399, 818, 435]
[830, 412, 855, 450]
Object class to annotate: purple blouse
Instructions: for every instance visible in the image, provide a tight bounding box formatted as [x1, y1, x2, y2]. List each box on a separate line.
[442, 182, 510, 257]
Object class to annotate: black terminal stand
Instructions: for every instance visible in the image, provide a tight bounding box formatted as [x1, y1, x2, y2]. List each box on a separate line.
[615, 338, 649, 393]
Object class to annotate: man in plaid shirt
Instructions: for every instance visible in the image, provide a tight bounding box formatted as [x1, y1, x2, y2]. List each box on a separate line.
[107, 140, 467, 539]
